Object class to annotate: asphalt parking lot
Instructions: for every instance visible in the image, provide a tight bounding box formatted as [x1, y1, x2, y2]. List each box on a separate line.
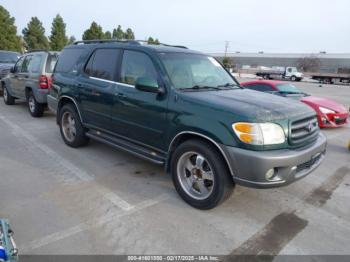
[0, 80, 349, 256]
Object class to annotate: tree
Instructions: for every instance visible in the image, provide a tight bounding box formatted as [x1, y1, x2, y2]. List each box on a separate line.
[0, 5, 22, 52]
[22, 17, 49, 50]
[112, 25, 124, 40]
[82, 22, 104, 40]
[104, 30, 112, 39]
[147, 37, 160, 45]
[49, 14, 68, 51]
[147, 37, 155, 44]
[124, 28, 135, 40]
[222, 57, 234, 69]
[67, 36, 76, 45]
[297, 56, 321, 72]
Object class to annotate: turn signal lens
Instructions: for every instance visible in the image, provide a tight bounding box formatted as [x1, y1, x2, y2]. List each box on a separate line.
[232, 122, 285, 146]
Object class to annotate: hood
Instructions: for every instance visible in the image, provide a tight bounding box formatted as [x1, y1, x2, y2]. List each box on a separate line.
[182, 89, 315, 122]
[0, 63, 14, 71]
[301, 96, 347, 113]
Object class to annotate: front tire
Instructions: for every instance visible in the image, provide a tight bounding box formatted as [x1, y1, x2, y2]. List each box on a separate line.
[3, 85, 15, 105]
[59, 103, 89, 148]
[171, 139, 234, 209]
[27, 91, 45, 117]
[291, 76, 297, 81]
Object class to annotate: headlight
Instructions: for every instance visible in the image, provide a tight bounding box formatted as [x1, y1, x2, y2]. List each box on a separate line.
[319, 107, 335, 114]
[232, 122, 286, 145]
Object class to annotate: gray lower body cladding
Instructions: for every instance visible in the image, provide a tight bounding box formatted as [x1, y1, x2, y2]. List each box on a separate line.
[222, 133, 327, 188]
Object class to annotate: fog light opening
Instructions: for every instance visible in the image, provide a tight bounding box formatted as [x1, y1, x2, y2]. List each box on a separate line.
[265, 168, 276, 181]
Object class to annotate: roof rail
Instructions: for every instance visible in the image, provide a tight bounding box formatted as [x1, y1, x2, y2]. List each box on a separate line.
[73, 39, 141, 45]
[73, 39, 188, 49]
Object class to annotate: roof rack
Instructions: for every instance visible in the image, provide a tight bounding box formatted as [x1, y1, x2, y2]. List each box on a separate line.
[73, 39, 188, 49]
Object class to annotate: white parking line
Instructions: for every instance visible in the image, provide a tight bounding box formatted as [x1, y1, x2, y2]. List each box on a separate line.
[0, 115, 134, 211]
[21, 194, 169, 252]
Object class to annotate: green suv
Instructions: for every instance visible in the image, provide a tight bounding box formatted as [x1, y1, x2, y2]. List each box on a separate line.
[48, 40, 327, 209]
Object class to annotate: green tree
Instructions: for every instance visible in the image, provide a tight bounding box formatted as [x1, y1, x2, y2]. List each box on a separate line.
[124, 28, 135, 40]
[147, 37, 155, 44]
[222, 57, 233, 68]
[0, 5, 22, 52]
[104, 30, 112, 39]
[112, 25, 124, 40]
[67, 35, 76, 45]
[154, 38, 160, 45]
[49, 14, 68, 51]
[82, 22, 104, 40]
[22, 17, 49, 50]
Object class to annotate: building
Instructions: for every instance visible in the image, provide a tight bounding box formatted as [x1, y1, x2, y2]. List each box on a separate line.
[211, 52, 350, 73]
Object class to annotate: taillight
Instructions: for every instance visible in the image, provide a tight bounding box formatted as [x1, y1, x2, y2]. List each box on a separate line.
[39, 75, 52, 89]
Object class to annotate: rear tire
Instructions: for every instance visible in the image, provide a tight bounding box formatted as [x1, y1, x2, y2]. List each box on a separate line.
[171, 139, 234, 209]
[27, 91, 45, 117]
[3, 85, 15, 105]
[59, 103, 89, 148]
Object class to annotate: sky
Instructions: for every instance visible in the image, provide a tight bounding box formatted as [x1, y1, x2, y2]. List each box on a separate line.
[1, 0, 350, 54]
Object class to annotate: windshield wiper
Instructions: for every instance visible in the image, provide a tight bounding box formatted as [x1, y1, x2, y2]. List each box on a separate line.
[277, 91, 304, 95]
[217, 83, 240, 89]
[179, 85, 221, 91]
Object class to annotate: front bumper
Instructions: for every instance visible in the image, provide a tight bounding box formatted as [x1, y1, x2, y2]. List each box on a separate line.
[221, 133, 327, 188]
[319, 112, 349, 128]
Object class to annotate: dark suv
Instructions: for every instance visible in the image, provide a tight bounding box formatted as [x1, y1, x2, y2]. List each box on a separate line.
[0, 50, 20, 95]
[48, 40, 327, 209]
[2, 51, 59, 117]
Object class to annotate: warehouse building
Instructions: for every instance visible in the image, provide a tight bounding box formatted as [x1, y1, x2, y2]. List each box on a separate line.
[211, 52, 350, 73]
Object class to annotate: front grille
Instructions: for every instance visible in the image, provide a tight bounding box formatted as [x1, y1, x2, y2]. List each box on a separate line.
[0, 69, 9, 79]
[334, 117, 347, 125]
[290, 116, 319, 145]
[296, 153, 322, 173]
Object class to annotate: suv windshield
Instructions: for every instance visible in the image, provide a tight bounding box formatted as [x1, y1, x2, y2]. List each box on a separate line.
[276, 83, 305, 94]
[159, 53, 238, 90]
[0, 52, 20, 63]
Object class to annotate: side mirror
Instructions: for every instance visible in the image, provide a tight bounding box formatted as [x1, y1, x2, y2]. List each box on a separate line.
[135, 77, 162, 93]
[10, 67, 15, 73]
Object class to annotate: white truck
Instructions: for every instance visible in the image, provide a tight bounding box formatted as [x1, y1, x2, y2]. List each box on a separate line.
[256, 66, 303, 81]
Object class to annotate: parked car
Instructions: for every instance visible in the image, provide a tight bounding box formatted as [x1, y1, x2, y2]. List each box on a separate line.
[241, 80, 349, 128]
[48, 40, 326, 209]
[1, 51, 59, 117]
[0, 50, 20, 95]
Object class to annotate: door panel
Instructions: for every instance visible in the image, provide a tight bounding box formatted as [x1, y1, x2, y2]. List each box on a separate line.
[78, 48, 121, 131]
[9, 56, 25, 97]
[112, 50, 169, 150]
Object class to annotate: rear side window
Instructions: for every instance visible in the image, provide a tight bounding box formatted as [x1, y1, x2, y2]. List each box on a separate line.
[45, 54, 58, 73]
[27, 54, 42, 73]
[55, 48, 84, 74]
[21, 55, 32, 73]
[245, 84, 275, 92]
[85, 49, 120, 81]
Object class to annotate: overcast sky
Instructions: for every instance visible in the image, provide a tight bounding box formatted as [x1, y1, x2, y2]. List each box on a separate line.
[2, 0, 350, 53]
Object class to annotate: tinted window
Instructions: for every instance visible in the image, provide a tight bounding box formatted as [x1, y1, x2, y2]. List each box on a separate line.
[55, 48, 84, 74]
[14, 56, 25, 72]
[85, 49, 120, 81]
[245, 84, 274, 92]
[21, 55, 33, 73]
[27, 54, 42, 73]
[120, 50, 158, 85]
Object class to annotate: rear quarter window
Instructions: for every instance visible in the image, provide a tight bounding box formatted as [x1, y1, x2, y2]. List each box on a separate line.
[46, 54, 59, 73]
[55, 48, 84, 74]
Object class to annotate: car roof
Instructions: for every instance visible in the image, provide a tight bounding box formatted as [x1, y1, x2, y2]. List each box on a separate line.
[241, 79, 284, 87]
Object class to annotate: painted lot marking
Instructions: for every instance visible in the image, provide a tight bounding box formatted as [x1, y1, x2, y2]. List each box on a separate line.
[0, 115, 134, 211]
[21, 194, 169, 252]
[305, 166, 350, 207]
[228, 212, 308, 259]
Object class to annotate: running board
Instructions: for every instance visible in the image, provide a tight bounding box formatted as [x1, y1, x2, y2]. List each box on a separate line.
[86, 130, 166, 165]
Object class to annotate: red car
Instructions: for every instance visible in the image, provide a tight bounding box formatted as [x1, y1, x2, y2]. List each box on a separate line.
[241, 80, 349, 128]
